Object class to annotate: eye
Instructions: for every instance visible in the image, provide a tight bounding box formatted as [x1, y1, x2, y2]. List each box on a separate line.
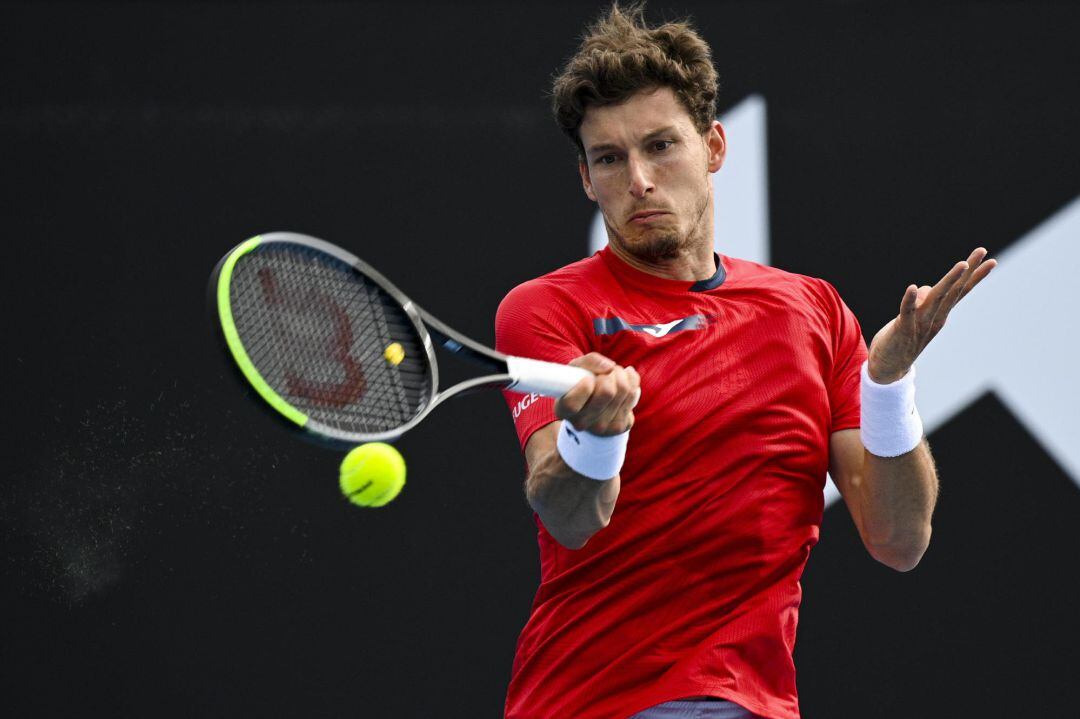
[597, 154, 617, 166]
[652, 140, 673, 152]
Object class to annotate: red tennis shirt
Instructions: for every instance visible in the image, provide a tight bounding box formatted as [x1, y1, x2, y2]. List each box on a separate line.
[495, 248, 868, 719]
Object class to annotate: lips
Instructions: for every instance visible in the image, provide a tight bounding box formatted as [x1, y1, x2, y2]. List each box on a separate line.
[629, 210, 669, 223]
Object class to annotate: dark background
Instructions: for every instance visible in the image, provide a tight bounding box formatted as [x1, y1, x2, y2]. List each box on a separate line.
[2, 1, 1078, 717]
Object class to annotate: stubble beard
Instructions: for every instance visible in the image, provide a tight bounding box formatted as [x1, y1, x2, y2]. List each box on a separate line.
[604, 183, 712, 264]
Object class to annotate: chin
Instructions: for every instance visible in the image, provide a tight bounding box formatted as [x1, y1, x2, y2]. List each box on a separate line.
[623, 228, 685, 262]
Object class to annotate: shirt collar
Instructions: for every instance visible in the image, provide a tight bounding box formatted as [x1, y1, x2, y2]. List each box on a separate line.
[599, 246, 728, 294]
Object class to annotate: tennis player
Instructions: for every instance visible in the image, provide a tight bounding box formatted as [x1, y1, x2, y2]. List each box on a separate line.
[496, 5, 994, 719]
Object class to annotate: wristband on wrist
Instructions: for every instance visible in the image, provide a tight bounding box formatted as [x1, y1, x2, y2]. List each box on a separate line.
[555, 419, 629, 481]
[860, 361, 924, 457]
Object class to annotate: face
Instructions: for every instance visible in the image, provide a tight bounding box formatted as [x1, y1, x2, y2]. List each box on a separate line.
[578, 86, 726, 263]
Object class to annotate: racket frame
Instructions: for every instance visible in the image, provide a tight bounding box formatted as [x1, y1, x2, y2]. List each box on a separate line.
[211, 232, 516, 446]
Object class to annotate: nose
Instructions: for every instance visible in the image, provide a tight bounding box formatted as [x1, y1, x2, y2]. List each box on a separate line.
[626, 155, 654, 199]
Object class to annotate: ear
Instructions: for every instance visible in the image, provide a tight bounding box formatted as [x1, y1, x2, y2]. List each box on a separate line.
[578, 160, 598, 202]
[706, 120, 726, 173]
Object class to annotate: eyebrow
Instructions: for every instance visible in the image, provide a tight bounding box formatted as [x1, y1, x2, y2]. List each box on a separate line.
[586, 125, 679, 155]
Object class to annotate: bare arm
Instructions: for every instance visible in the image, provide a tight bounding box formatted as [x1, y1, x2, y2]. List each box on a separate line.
[829, 430, 937, 571]
[832, 246, 996, 571]
[525, 423, 622, 549]
[522, 353, 639, 550]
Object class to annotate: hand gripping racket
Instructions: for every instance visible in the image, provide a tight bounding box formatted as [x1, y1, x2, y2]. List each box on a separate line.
[210, 232, 590, 444]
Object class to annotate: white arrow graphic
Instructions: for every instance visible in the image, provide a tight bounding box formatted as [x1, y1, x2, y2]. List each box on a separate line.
[584, 96, 1080, 504]
[639, 319, 684, 337]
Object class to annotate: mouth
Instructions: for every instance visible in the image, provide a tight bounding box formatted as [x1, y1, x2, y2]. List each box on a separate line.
[629, 210, 669, 224]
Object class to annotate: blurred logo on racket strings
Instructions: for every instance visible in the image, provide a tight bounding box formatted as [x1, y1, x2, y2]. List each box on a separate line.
[257, 267, 368, 407]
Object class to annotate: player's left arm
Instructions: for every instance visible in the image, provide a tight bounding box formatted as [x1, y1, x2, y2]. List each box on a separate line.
[829, 247, 996, 572]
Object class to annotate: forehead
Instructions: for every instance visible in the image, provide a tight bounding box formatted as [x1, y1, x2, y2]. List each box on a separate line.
[579, 86, 696, 146]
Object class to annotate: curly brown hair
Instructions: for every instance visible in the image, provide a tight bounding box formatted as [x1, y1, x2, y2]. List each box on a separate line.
[551, 2, 720, 159]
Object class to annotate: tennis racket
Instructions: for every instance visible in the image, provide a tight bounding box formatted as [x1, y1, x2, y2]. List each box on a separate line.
[209, 232, 591, 445]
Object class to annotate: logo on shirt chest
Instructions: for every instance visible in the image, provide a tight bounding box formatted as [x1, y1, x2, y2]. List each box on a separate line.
[593, 314, 710, 338]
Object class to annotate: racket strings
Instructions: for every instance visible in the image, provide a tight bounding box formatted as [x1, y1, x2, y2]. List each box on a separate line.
[229, 245, 433, 434]
[361, 282, 412, 421]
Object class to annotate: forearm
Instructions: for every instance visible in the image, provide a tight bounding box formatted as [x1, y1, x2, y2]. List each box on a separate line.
[517, 355, 637, 549]
[856, 440, 938, 571]
[525, 449, 621, 550]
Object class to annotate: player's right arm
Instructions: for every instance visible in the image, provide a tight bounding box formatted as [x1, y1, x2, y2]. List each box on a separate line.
[523, 353, 639, 550]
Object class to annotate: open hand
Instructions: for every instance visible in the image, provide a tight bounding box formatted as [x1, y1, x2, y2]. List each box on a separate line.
[867, 247, 997, 384]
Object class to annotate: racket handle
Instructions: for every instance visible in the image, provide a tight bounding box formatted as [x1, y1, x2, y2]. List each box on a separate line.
[505, 357, 592, 398]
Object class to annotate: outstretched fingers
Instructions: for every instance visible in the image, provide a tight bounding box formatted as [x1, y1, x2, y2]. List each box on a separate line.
[873, 249, 998, 378]
[895, 284, 920, 331]
[949, 248, 986, 304]
[918, 248, 998, 335]
[926, 260, 969, 319]
[916, 256, 978, 336]
[957, 248, 997, 300]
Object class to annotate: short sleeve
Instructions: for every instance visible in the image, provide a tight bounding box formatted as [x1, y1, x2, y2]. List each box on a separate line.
[818, 280, 868, 432]
[495, 280, 592, 451]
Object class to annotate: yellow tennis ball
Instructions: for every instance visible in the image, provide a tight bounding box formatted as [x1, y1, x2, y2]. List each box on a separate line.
[339, 443, 406, 507]
[384, 342, 405, 366]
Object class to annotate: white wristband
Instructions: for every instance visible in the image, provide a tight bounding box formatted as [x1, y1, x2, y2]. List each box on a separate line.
[555, 420, 629, 481]
[860, 361, 924, 457]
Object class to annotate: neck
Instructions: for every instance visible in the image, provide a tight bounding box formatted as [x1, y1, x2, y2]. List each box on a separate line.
[607, 241, 716, 282]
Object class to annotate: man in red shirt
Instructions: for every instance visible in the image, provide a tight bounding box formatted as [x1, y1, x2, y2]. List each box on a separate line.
[496, 6, 995, 718]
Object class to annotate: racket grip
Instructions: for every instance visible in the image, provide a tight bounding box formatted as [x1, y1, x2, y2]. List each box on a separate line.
[505, 357, 592, 398]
